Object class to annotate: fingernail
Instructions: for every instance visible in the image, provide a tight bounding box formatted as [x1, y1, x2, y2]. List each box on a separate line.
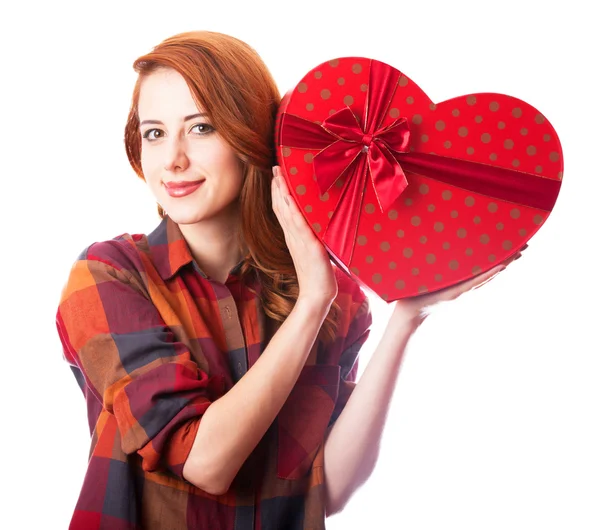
[283, 195, 289, 205]
[514, 254, 522, 261]
[272, 167, 278, 178]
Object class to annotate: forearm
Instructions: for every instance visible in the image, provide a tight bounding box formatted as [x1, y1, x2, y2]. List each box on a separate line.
[324, 309, 420, 515]
[183, 297, 330, 494]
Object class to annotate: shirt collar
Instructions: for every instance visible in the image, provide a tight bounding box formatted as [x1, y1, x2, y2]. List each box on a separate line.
[147, 215, 245, 282]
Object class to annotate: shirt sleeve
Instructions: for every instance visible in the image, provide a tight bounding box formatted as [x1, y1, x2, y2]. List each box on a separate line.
[328, 286, 372, 427]
[55, 241, 220, 479]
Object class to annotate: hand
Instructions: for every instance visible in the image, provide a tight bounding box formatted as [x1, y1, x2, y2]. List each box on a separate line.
[271, 166, 338, 308]
[392, 244, 528, 327]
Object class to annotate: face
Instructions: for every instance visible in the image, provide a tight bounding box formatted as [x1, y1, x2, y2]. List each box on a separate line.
[137, 68, 244, 226]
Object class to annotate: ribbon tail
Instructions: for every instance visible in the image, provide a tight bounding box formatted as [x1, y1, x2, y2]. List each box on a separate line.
[313, 142, 363, 195]
[323, 154, 369, 265]
[369, 142, 409, 211]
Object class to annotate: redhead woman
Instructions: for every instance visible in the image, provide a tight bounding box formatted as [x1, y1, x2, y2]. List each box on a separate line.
[55, 31, 523, 529]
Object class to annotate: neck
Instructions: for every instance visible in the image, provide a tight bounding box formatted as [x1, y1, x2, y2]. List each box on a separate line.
[177, 207, 246, 284]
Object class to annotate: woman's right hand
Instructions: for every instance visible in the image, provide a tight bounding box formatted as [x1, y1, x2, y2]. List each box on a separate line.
[271, 166, 338, 310]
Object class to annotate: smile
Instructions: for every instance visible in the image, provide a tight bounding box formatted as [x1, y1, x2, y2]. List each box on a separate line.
[163, 180, 205, 198]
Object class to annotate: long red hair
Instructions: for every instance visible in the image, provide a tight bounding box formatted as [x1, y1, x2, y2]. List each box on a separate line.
[124, 31, 339, 342]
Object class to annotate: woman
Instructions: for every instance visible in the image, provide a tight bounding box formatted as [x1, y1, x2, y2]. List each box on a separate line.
[56, 31, 522, 529]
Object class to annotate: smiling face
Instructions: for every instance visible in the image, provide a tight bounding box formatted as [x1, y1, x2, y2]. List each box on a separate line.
[137, 68, 245, 226]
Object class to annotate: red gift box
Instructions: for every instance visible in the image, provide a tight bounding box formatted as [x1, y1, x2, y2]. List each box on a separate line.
[275, 57, 563, 300]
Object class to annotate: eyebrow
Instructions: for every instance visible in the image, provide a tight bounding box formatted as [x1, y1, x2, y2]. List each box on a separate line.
[139, 113, 207, 127]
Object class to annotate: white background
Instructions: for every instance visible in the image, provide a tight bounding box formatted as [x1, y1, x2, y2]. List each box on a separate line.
[1, 0, 598, 528]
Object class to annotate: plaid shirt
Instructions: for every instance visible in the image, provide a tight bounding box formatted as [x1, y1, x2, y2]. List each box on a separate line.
[56, 215, 371, 530]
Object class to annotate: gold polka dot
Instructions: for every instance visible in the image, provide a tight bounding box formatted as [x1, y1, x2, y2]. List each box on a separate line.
[496, 222, 504, 230]
[404, 198, 413, 206]
[481, 133, 491, 143]
[398, 75, 409, 87]
[475, 115, 483, 124]
[510, 208, 521, 219]
[372, 273, 382, 284]
[429, 103, 437, 111]
[389, 108, 400, 118]
[435, 120, 446, 131]
[442, 242, 450, 250]
[357, 235, 368, 246]
[335, 178, 344, 188]
[465, 196, 475, 207]
[504, 139, 514, 149]
[395, 279, 405, 289]
[388, 209, 398, 220]
[412, 114, 423, 125]
[360, 84, 368, 92]
[473, 216, 481, 224]
[389, 261, 397, 269]
[419, 235, 428, 244]
[549, 151, 560, 162]
[327, 211, 333, 218]
[329, 109, 336, 116]
[488, 254, 496, 263]
[352, 63, 362, 74]
[374, 223, 382, 232]
[533, 214, 544, 225]
[480, 234, 490, 244]
[343, 95, 354, 106]
[466, 147, 475, 155]
[472, 265, 482, 274]
[535, 165, 543, 173]
[365, 203, 375, 214]
[366, 255, 374, 263]
[337, 77, 346, 86]
[397, 229, 405, 238]
[306, 103, 314, 111]
[380, 241, 390, 252]
[329, 59, 339, 67]
[290, 166, 298, 175]
[297, 82, 308, 93]
[489, 101, 500, 112]
[490, 153, 498, 161]
[314, 71, 322, 79]
[457, 228, 467, 238]
[519, 228, 527, 236]
[403, 248, 413, 258]
[427, 204, 435, 212]
[557, 171, 563, 180]
[419, 184, 429, 194]
[421, 134, 429, 143]
[351, 266, 360, 275]
[466, 95, 477, 105]
[502, 240, 513, 250]
[458, 126, 468, 137]
[488, 202, 498, 213]
[406, 96, 414, 105]
[304, 153, 314, 163]
[418, 285, 428, 293]
[305, 205, 312, 213]
[452, 109, 460, 117]
[411, 216, 421, 226]
[296, 185, 306, 195]
[512, 159, 520, 167]
[449, 260, 459, 270]
[282, 147, 292, 157]
[381, 293, 389, 301]
[442, 190, 452, 200]
[543, 134, 551, 142]
[526, 145, 537, 156]
[521, 128, 528, 136]
[411, 268, 420, 276]
[321, 89, 331, 100]
[535, 114, 545, 124]
[313, 223, 321, 233]
[512, 107, 523, 118]
[426, 253, 436, 264]
[498, 121, 506, 129]
[443, 140, 452, 149]
[434, 222, 445, 232]
[465, 247, 473, 256]
[435, 274, 443, 282]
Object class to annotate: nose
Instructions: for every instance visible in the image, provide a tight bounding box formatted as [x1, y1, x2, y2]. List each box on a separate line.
[163, 136, 190, 172]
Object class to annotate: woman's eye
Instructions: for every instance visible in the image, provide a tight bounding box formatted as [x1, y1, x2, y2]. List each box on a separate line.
[142, 129, 164, 141]
[191, 123, 214, 135]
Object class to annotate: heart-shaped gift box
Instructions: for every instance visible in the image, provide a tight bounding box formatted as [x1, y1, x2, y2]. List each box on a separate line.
[275, 57, 563, 300]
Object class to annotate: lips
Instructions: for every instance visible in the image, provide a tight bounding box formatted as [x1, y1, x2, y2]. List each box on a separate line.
[163, 179, 204, 198]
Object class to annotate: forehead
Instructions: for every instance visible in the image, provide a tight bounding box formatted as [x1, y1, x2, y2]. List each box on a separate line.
[138, 68, 204, 118]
